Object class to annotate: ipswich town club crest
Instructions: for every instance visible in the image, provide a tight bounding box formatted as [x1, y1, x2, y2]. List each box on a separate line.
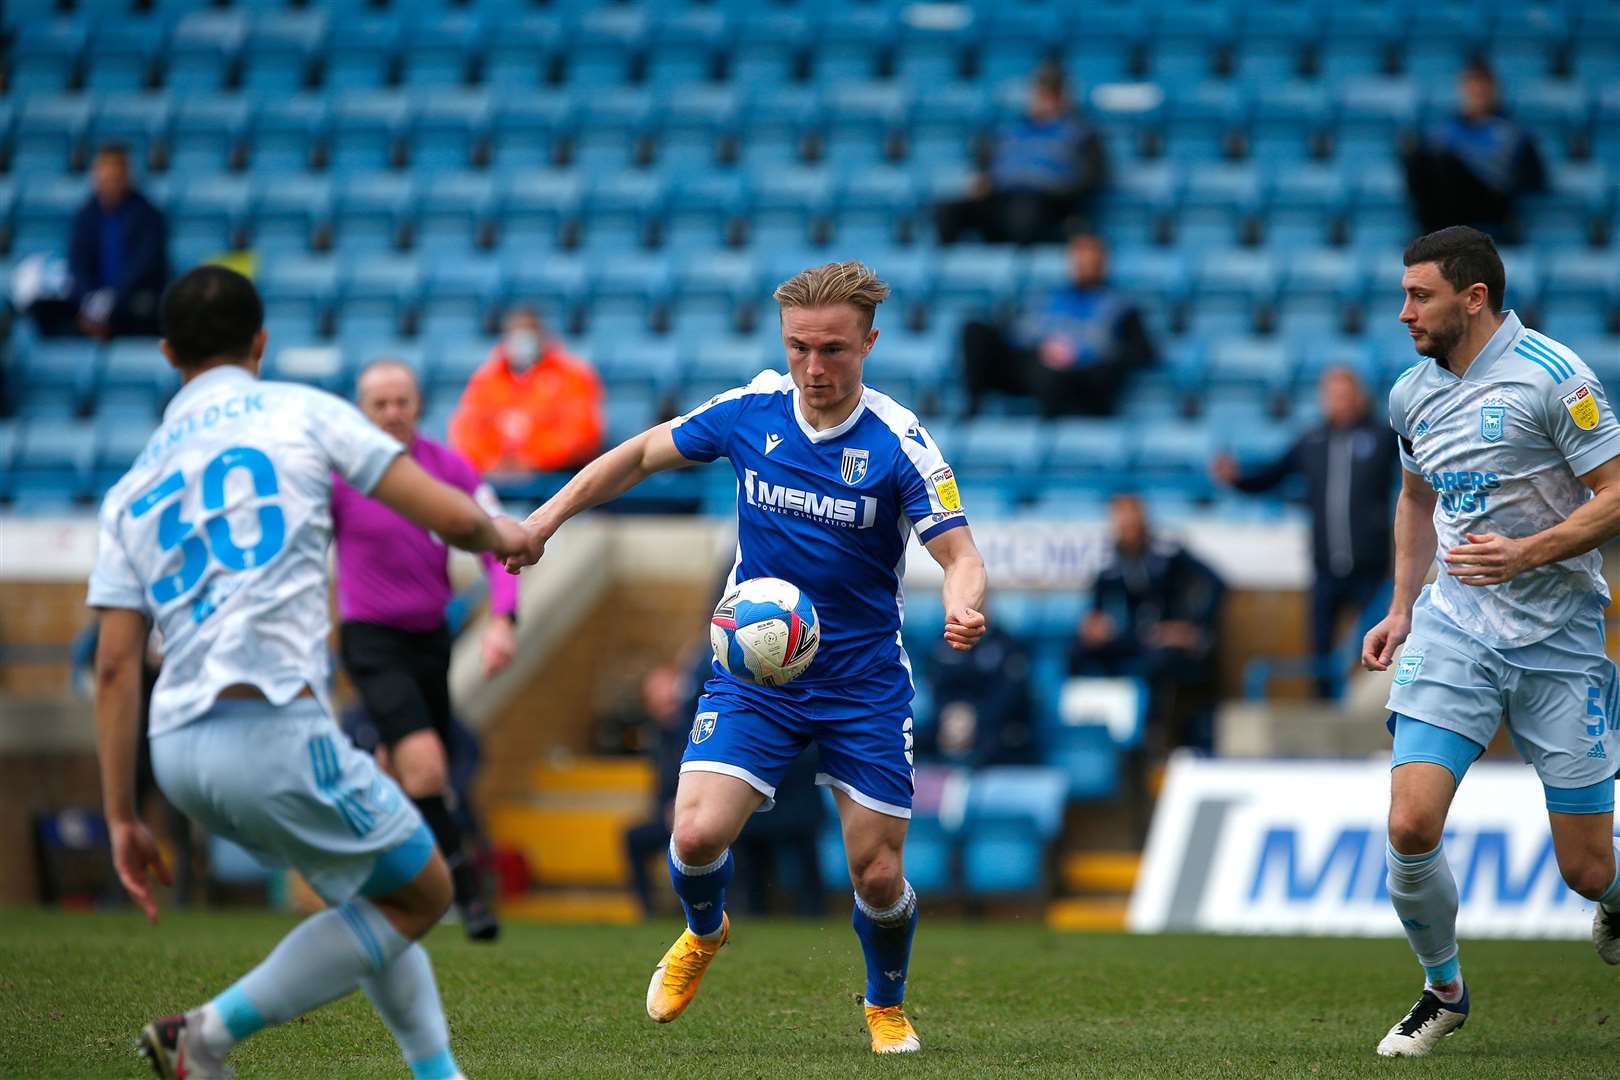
[1394, 653, 1425, 686]
[1480, 400, 1507, 442]
[840, 447, 870, 485]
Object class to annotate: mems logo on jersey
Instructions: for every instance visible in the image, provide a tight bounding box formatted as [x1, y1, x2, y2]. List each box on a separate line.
[1564, 384, 1600, 430]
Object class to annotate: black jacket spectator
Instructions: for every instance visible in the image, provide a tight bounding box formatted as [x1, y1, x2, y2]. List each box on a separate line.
[69, 186, 168, 337]
[1214, 368, 1398, 696]
[962, 233, 1152, 417]
[920, 623, 1035, 767]
[1070, 496, 1225, 753]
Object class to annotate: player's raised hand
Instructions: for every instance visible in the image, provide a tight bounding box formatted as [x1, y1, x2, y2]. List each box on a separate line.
[110, 820, 172, 925]
[501, 518, 546, 574]
[1444, 532, 1531, 586]
[944, 607, 987, 651]
[1360, 612, 1412, 672]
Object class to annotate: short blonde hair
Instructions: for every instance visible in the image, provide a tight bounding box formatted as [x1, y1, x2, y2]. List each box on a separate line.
[773, 261, 891, 331]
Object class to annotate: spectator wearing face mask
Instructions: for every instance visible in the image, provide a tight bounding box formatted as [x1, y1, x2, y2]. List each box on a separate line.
[448, 306, 605, 474]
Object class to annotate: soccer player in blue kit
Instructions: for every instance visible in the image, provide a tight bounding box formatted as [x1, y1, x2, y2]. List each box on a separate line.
[506, 261, 988, 1053]
[1362, 227, 1620, 1056]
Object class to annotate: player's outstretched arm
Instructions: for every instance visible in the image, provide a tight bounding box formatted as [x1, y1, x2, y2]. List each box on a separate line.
[926, 525, 988, 652]
[93, 607, 173, 923]
[369, 454, 529, 559]
[1363, 468, 1438, 671]
[1446, 456, 1620, 587]
[506, 422, 692, 572]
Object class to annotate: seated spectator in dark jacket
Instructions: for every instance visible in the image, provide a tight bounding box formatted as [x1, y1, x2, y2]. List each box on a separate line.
[1070, 494, 1225, 753]
[918, 616, 1035, 767]
[961, 233, 1153, 417]
[935, 64, 1106, 247]
[27, 144, 169, 339]
[1402, 61, 1544, 238]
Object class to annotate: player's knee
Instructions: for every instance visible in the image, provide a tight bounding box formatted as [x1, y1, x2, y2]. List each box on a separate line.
[1558, 858, 1614, 901]
[848, 846, 904, 906]
[1386, 807, 1444, 856]
[670, 815, 730, 867]
[394, 737, 448, 798]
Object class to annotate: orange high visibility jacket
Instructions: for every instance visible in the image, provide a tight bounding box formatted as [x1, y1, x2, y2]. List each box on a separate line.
[448, 341, 605, 473]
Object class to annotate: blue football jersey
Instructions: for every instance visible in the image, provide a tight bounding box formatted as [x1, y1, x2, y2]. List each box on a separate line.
[671, 370, 968, 715]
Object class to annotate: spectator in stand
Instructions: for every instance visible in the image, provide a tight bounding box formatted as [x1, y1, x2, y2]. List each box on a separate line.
[449, 306, 605, 474]
[24, 144, 169, 339]
[934, 63, 1106, 247]
[622, 662, 693, 917]
[1212, 367, 1398, 697]
[333, 358, 520, 942]
[960, 232, 1153, 417]
[1070, 494, 1225, 754]
[918, 610, 1035, 767]
[1401, 60, 1544, 239]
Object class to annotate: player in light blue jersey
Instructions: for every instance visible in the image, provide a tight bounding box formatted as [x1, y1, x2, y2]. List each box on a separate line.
[1361, 228, 1620, 1057]
[506, 261, 988, 1053]
[89, 267, 528, 1079]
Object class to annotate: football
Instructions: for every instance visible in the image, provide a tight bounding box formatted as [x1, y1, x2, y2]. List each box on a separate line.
[709, 577, 821, 687]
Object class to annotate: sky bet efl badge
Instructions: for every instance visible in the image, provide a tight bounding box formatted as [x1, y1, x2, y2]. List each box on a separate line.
[1564, 383, 1600, 430]
[1480, 400, 1506, 442]
[930, 467, 962, 511]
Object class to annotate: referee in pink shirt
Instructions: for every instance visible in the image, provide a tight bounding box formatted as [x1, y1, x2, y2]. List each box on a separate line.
[334, 359, 518, 941]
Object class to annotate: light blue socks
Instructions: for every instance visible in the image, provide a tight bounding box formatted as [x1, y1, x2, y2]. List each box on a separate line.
[1385, 843, 1462, 996]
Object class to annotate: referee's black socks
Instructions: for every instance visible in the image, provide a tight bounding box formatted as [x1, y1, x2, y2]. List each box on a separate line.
[414, 795, 471, 896]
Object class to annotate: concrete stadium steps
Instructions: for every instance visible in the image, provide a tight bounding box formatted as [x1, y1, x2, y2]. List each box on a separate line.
[1046, 850, 1140, 932]
[1045, 898, 1131, 932]
[501, 889, 640, 925]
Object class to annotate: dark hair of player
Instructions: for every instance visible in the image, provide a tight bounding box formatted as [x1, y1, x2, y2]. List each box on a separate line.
[1402, 226, 1505, 313]
[160, 265, 265, 370]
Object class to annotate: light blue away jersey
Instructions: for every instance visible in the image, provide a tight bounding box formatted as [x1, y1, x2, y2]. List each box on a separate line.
[671, 370, 968, 713]
[1389, 311, 1620, 647]
[87, 364, 402, 734]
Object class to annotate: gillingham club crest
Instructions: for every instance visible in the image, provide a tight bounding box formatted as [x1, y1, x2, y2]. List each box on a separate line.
[691, 712, 717, 744]
[840, 447, 869, 485]
[1480, 400, 1507, 443]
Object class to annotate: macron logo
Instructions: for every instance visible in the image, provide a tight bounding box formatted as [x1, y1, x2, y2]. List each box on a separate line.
[764, 433, 783, 455]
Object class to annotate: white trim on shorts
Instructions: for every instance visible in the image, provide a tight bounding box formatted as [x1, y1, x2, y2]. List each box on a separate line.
[680, 760, 778, 811]
[815, 773, 913, 820]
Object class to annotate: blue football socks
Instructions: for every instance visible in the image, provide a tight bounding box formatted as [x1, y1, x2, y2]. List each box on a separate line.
[852, 880, 918, 1008]
[668, 841, 733, 937]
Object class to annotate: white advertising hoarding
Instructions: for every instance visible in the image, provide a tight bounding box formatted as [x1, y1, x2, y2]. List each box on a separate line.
[1129, 756, 1601, 940]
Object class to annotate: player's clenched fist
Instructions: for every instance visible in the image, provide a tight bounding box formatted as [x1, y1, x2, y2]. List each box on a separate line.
[503, 518, 547, 574]
[1361, 612, 1412, 672]
[944, 607, 987, 652]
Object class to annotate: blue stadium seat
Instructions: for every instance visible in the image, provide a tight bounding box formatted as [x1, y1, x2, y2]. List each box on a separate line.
[402, 12, 482, 90]
[577, 88, 655, 174]
[663, 172, 747, 253]
[909, 84, 988, 175]
[580, 171, 665, 254]
[982, 8, 1063, 87]
[252, 173, 332, 256]
[960, 766, 1066, 895]
[15, 339, 97, 415]
[1164, 82, 1249, 167]
[86, 22, 162, 94]
[732, 12, 808, 87]
[11, 19, 88, 96]
[1542, 250, 1620, 310]
[413, 91, 492, 174]
[895, 814, 956, 897]
[90, 415, 148, 492]
[167, 12, 247, 95]
[341, 253, 422, 338]
[264, 344, 344, 393]
[1152, 2, 1232, 84]
[1064, 7, 1144, 86]
[565, 7, 647, 88]
[1266, 164, 1348, 250]
[170, 97, 250, 175]
[1346, 163, 1414, 252]
[260, 255, 340, 332]
[507, 254, 589, 323]
[15, 95, 93, 180]
[807, 7, 892, 85]
[248, 95, 330, 174]
[835, 166, 917, 251]
[1134, 423, 1217, 496]
[1096, 162, 1179, 251]
[1047, 724, 1120, 801]
[1296, 334, 1379, 391]
[173, 174, 252, 260]
[934, 245, 1018, 312]
[660, 85, 739, 174]
[1180, 163, 1265, 250]
[1045, 418, 1131, 486]
[1194, 248, 1277, 322]
[647, 9, 728, 90]
[1525, 163, 1611, 249]
[483, 15, 563, 94]
[15, 175, 86, 255]
[334, 171, 415, 254]
[1320, 6, 1393, 82]
[424, 337, 493, 393]
[957, 417, 1045, 482]
[592, 335, 680, 392]
[588, 251, 671, 330]
[241, 11, 326, 96]
[101, 339, 178, 406]
[332, 91, 411, 173]
[749, 167, 835, 251]
[496, 168, 582, 255]
[326, 15, 399, 94]
[1234, 5, 1315, 84]
[13, 420, 96, 505]
[823, 82, 909, 168]
[602, 388, 659, 447]
[421, 254, 502, 340]
[1209, 337, 1290, 391]
[417, 171, 495, 254]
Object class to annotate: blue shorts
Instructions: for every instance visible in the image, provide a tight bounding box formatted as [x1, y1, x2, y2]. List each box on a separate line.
[1386, 593, 1620, 795]
[150, 697, 432, 903]
[681, 682, 915, 819]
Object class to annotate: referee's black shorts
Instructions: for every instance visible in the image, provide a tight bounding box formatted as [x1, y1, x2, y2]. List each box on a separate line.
[339, 620, 454, 748]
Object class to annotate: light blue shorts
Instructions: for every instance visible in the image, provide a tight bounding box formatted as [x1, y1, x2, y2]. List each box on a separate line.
[150, 697, 431, 904]
[1386, 595, 1620, 793]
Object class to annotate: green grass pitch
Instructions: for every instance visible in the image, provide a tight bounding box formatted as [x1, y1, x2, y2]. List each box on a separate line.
[4, 909, 1618, 1078]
